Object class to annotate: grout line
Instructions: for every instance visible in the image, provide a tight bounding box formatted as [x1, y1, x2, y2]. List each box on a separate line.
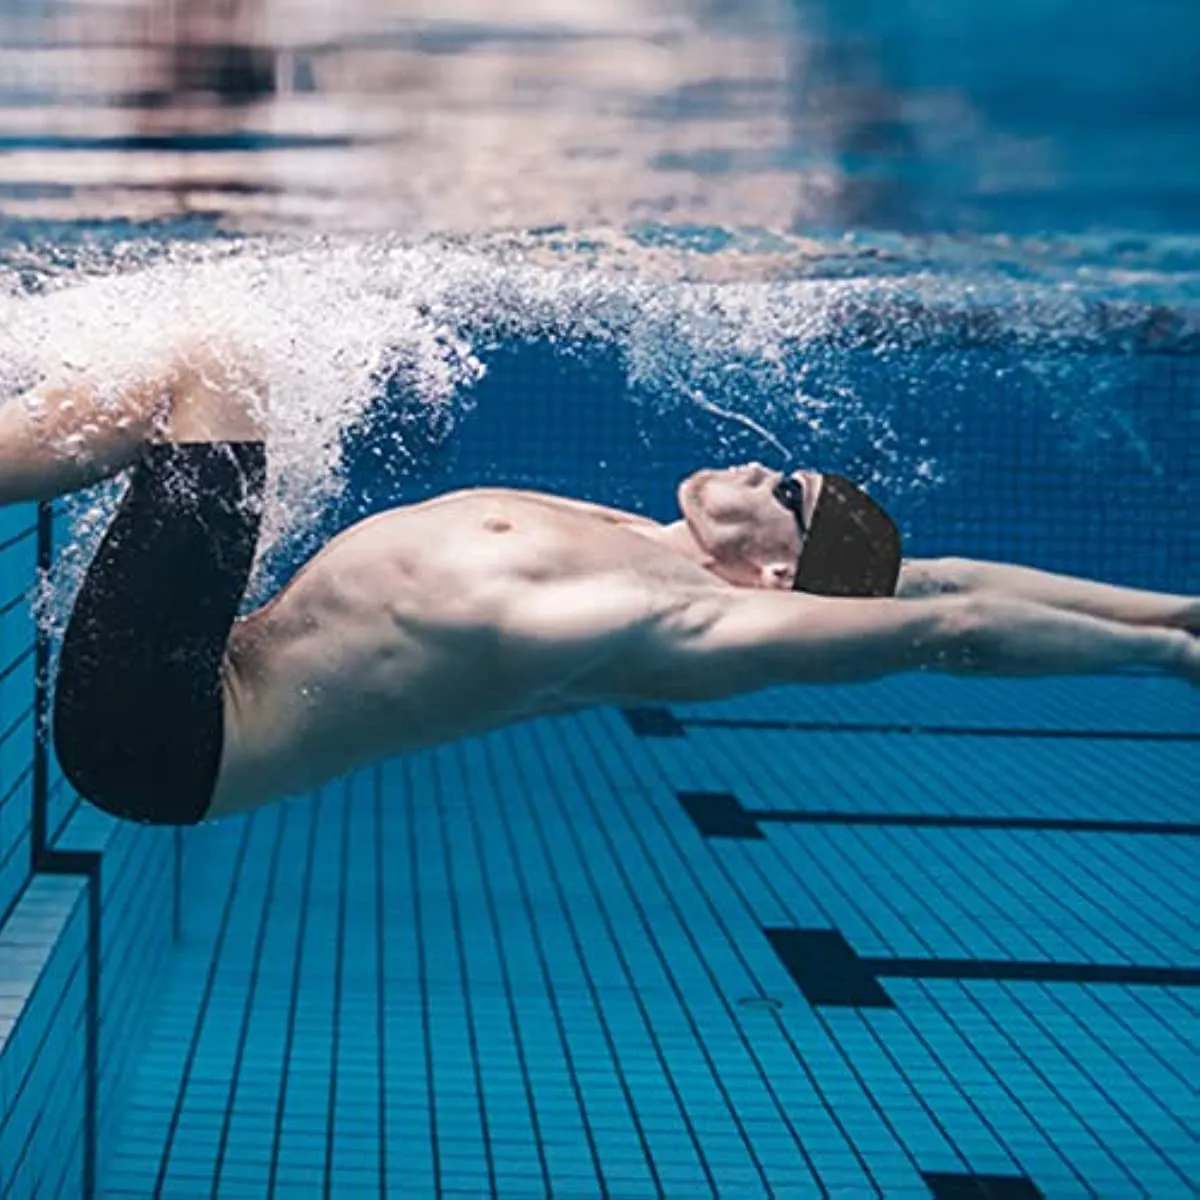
[152, 820, 257, 1196]
[404, 757, 442, 1197]
[324, 781, 353, 1200]
[431, 752, 498, 1196]
[372, 771, 388, 1195]
[211, 809, 290, 1197]
[267, 794, 323, 1199]
[0, 523, 35, 555]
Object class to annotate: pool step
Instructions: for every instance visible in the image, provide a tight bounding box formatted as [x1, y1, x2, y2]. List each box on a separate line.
[0, 872, 88, 1200]
[0, 802, 179, 1197]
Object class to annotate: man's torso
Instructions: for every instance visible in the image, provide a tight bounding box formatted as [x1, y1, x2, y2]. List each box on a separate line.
[209, 487, 722, 814]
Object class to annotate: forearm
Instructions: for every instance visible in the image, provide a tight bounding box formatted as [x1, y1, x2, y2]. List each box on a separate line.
[940, 594, 1194, 680]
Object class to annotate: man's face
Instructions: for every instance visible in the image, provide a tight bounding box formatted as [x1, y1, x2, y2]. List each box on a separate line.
[677, 463, 821, 588]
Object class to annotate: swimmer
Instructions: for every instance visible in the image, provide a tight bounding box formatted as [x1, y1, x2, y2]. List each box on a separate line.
[1, 344, 1197, 826]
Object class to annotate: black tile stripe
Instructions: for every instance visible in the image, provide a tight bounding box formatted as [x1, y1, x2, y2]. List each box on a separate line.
[677, 791, 765, 839]
[923, 1171, 1045, 1199]
[870, 957, 1200, 988]
[626, 703, 1199, 742]
[760, 812, 1200, 837]
[677, 791, 1199, 839]
[765, 928, 895, 1009]
[686, 716, 1200, 742]
[621, 706, 687, 738]
[765, 928, 1200, 1011]
[720, 790, 1066, 1186]
[711, 778, 1091, 1189]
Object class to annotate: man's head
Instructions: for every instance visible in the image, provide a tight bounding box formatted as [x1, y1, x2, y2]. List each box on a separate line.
[676, 463, 902, 596]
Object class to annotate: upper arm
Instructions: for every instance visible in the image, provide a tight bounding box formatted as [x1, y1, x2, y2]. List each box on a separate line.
[490, 573, 956, 705]
[629, 587, 956, 701]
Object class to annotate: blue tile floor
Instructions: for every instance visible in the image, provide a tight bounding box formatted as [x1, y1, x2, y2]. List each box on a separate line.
[103, 677, 1198, 1197]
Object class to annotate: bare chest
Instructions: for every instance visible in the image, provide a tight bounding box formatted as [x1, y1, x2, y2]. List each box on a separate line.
[220, 490, 703, 800]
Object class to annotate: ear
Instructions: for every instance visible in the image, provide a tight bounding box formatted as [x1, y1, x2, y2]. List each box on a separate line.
[760, 560, 794, 590]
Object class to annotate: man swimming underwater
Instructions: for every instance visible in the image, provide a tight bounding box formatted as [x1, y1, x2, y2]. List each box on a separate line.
[1, 343, 1196, 826]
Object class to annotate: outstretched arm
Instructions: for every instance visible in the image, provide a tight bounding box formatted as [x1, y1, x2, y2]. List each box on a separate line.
[620, 587, 1198, 702]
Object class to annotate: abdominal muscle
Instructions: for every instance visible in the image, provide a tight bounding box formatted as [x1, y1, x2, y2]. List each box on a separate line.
[205, 489, 694, 818]
[210, 591, 557, 818]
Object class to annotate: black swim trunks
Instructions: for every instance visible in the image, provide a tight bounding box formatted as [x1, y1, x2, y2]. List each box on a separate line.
[53, 441, 267, 826]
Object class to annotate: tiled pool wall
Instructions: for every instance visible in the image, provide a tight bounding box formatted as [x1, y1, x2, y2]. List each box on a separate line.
[0, 506, 180, 1197]
[0, 338, 1195, 1196]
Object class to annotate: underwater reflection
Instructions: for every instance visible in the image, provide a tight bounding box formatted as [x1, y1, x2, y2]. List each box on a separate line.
[0, 0, 1196, 235]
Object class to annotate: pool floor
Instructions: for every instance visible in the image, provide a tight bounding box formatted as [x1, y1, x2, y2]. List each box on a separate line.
[101, 677, 1198, 1198]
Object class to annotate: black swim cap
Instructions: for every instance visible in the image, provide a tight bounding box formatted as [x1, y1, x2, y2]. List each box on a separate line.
[792, 474, 902, 597]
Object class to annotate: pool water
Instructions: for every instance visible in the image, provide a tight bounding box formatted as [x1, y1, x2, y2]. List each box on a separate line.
[0, 2, 1198, 1197]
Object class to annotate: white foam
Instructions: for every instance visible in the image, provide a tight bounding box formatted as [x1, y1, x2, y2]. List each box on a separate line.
[3, 228, 1174, 619]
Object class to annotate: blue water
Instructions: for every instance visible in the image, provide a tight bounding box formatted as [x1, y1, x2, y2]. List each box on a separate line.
[1, 2, 1199, 1197]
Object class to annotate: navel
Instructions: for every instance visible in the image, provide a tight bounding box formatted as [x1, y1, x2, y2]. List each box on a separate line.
[483, 517, 513, 533]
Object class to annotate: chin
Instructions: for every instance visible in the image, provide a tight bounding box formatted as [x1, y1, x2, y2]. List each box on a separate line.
[677, 470, 701, 508]
[675, 473, 706, 532]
